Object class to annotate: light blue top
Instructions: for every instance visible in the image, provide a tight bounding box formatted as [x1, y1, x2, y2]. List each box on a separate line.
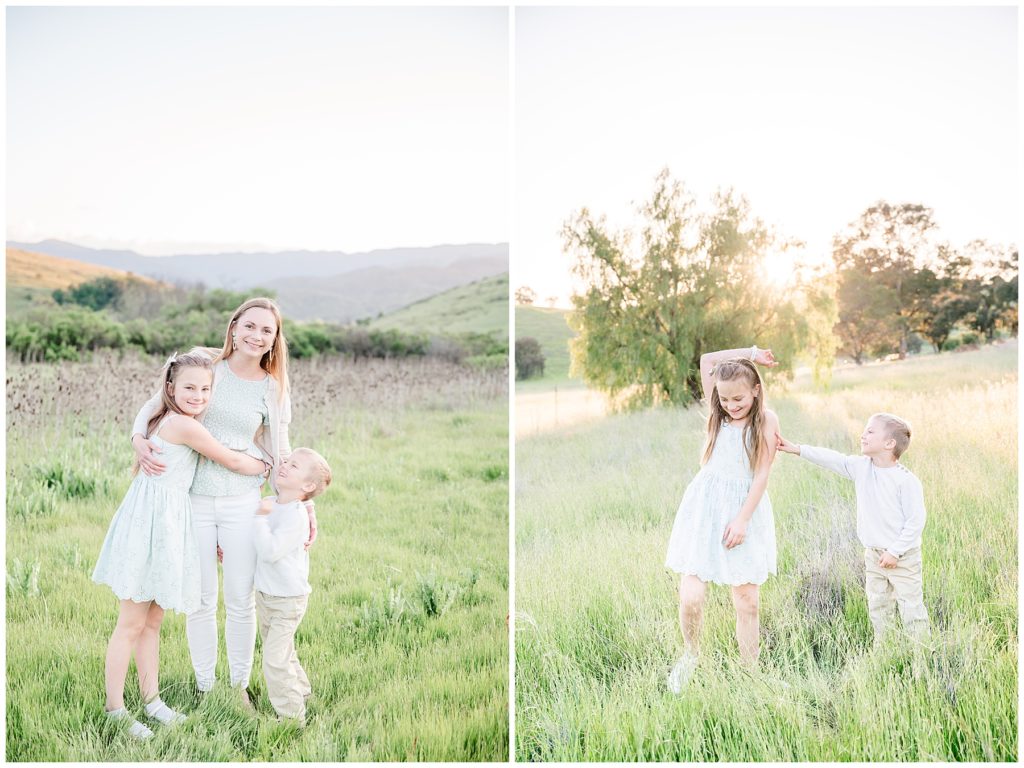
[190, 360, 269, 496]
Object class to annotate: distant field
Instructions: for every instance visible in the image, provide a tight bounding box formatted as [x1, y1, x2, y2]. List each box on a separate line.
[516, 341, 1017, 762]
[514, 305, 576, 386]
[7, 354, 509, 761]
[373, 273, 509, 337]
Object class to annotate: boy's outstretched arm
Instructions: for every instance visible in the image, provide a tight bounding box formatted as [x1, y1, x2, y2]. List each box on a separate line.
[776, 434, 801, 455]
[780, 436, 857, 480]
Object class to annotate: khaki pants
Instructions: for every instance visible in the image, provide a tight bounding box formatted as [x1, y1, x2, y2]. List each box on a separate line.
[864, 547, 930, 641]
[256, 591, 311, 720]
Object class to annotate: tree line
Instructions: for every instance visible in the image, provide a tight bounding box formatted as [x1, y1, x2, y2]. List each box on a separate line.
[8, 281, 507, 365]
[549, 170, 1016, 404]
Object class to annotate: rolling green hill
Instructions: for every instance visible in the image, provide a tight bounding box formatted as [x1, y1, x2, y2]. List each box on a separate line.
[514, 305, 577, 383]
[372, 273, 509, 337]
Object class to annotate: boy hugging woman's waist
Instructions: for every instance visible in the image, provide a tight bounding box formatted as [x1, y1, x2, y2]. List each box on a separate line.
[248, 447, 332, 724]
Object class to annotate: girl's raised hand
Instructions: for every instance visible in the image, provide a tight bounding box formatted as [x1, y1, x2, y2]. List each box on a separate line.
[131, 434, 167, 477]
[723, 518, 747, 549]
[754, 348, 778, 368]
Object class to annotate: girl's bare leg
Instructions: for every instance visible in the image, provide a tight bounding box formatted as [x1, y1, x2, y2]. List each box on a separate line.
[730, 583, 760, 666]
[678, 575, 708, 656]
[104, 600, 153, 711]
[134, 602, 165, 703]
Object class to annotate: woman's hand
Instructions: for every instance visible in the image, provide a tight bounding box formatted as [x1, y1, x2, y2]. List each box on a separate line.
[723, 518, 748, 549]
[305, 503, 318, 550]
[754, 348, 778, 368]
[132, 434, 167, 476]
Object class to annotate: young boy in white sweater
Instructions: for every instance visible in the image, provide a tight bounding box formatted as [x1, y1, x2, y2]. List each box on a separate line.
[253, 447, 332, 723]
[777, 413, 929, 642]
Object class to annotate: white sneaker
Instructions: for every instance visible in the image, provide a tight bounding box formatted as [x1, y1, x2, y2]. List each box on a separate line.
[107, 707, 154, 740]
[667, 653, 699, 694]
[143, 697, 187, 725]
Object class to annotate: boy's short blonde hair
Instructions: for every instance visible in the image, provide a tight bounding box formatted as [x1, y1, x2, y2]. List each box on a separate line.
[870, 413, 912, 459]
[292, 447, 332, 500]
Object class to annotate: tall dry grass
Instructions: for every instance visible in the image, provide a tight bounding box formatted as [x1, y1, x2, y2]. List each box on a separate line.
[516, 342, 1017, 762]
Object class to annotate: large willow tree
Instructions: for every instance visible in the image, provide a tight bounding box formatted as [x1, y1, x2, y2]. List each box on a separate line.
[564, 170, 836, 407]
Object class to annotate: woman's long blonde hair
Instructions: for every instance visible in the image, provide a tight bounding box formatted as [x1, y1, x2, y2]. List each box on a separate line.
[133, 352, 214, 475]
[701, 358, 768, 470]
[217, 297, 290, 401]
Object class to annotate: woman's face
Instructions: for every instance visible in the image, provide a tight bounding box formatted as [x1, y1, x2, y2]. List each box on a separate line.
[232, 307, 278, 361]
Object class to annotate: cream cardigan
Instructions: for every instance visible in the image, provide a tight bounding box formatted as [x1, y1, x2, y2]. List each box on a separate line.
[131, 347, 293, 481]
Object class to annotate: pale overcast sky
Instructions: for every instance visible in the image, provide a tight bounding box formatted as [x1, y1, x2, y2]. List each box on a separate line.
[7, 6, 508, 255]
[515, 6, 1018, 306]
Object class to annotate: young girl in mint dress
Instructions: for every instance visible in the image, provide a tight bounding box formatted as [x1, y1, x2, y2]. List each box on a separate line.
[93, 352, 269, 738]
[664, 346, 781, 692]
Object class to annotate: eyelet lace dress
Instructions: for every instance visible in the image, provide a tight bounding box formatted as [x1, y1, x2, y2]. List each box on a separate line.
[92, 419, 202, 613]
[665, 422, 777, 586]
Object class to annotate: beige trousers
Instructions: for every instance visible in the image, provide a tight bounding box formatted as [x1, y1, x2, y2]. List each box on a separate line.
[256, 591, 311, 720]
[864, 547, 930, 641]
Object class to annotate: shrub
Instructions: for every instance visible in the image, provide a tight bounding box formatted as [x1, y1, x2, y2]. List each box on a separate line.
[515, 337, 545, 380]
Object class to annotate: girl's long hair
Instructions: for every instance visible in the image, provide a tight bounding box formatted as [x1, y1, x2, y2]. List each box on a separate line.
[217, 297, 290, 402]
[701, 358, 768, 470]
[133, 352, 214, 475]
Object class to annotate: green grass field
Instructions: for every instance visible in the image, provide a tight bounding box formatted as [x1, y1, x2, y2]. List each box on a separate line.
[6, 354, 509, 762]
[514, 305, 576, 388]
[515, 342, 1017, 761]
[373, 273, 509, 337]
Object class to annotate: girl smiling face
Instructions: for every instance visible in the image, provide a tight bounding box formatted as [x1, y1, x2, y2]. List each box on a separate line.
[232, 307, 278, 361]
[168, 366, 213, 417]
[716, 377, 760, 423]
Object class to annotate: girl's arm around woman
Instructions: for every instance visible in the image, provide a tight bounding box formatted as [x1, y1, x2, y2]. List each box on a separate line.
[160, 415, 267, 476]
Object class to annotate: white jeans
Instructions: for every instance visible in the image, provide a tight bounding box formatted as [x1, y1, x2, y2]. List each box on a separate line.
[186, 490, 260, 690]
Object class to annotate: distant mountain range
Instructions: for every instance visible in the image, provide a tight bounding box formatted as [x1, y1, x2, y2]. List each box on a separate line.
[6, 239, 509, 323]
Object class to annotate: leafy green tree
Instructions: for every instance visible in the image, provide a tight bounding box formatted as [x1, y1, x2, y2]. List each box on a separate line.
[833, 203, 940, 360]
[565, 170, 835, 406]
[915, 245, 974, 352]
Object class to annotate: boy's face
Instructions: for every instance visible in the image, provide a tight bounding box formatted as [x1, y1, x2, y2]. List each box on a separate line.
[276, 452, 317, 498]
[860, 417, 896, 458]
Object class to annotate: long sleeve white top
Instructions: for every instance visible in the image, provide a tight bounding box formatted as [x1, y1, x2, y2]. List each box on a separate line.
[799, 445, 927, 558]
[253, 497, 311, 597]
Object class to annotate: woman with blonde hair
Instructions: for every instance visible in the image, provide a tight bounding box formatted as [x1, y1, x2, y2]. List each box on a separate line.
[131, 297, 316, 706]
